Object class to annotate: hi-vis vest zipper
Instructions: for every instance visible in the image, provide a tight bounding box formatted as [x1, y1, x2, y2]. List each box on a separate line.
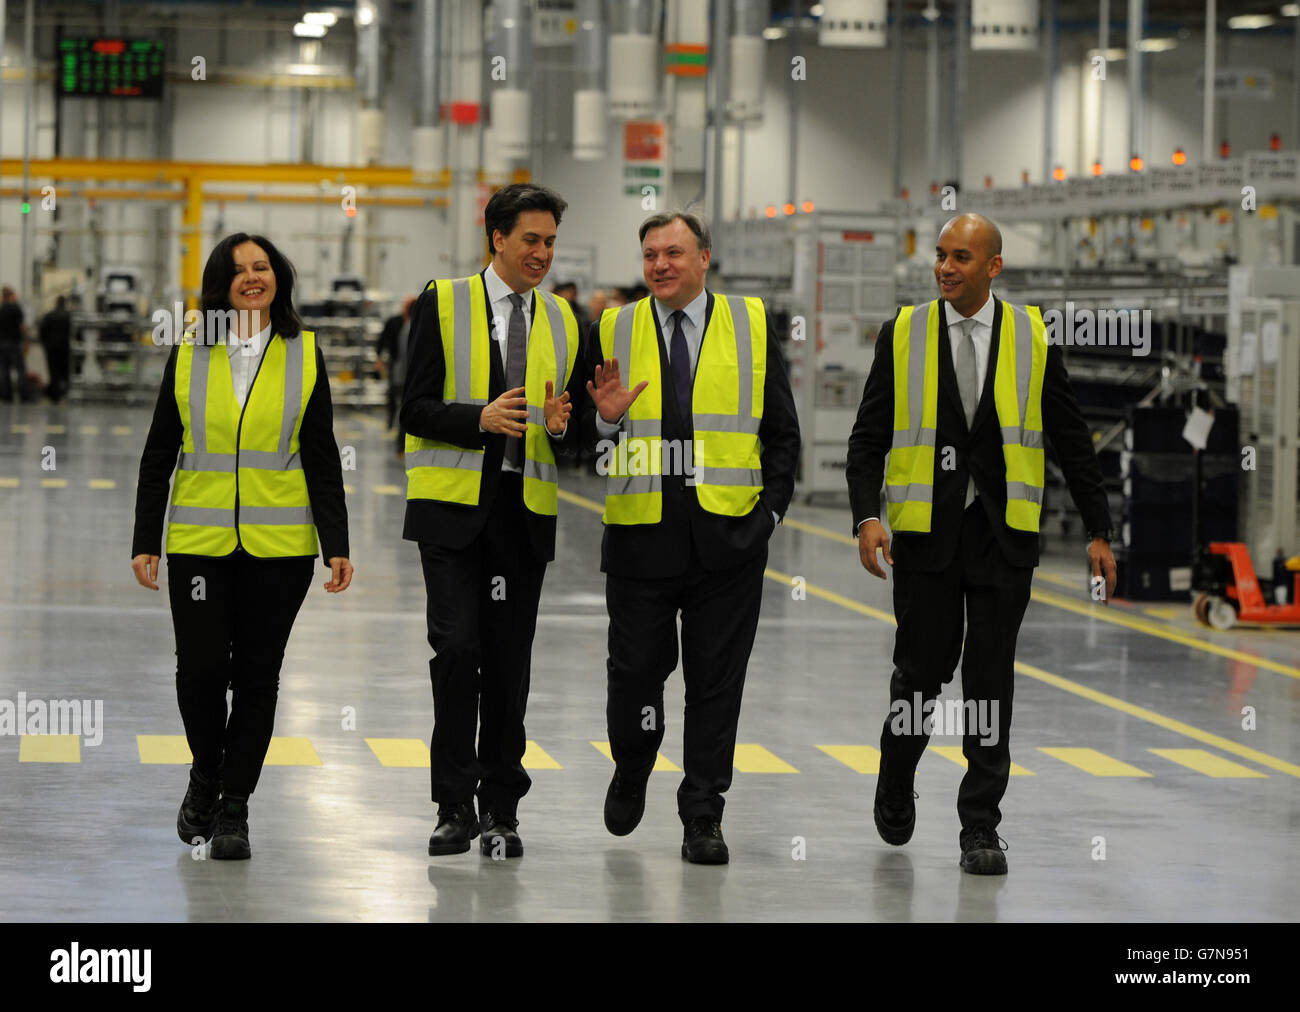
[885, 299, 1048, 534]
[404, 274, 579, 517]
[597, 295, 766, 525]
[167, 330, 318, 557]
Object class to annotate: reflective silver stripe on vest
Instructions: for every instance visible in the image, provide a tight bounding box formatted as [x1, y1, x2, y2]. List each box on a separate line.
[1010, 304, 1033, 421]
[168, 504, 234, 527]
[723, 294, 755, 420]
[527, 405, 548, 427]
[1001, 425, 1045, 449]
[625, 418, 662, 438]
[188, 342, 212, 455]
[613, 302, 637, 377]
[279, 333, 304, 454]
[523, 457, 558, 483]
[608, 474, 659, 496]
[240, 505, 315, 525]
[891, 303, 936, 450]
[405, 448, 486, 471]
[1006, 481, 1044, 504]
[540, 292, 568, 393]
[239, 449, 302, 470]
[884, 483, 935, 505]
[693, 413, 761, 434]
[177, 452, 236, 473]
[696, 466, 762, 487]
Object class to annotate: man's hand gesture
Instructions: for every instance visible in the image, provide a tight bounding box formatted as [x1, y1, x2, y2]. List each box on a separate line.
[858, 519, 894, 580]
[480, 386, 528, 437]
[544, 380, 571, 434]
[586, 357, 648, 424]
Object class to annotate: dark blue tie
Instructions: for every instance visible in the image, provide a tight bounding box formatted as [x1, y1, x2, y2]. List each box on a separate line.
[669, 309, 692, 424]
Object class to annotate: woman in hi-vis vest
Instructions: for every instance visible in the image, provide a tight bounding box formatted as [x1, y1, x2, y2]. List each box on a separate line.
[131, 233, 352, 860]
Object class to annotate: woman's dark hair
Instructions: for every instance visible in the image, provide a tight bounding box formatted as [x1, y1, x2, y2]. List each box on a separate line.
[200, 232, 303, 339]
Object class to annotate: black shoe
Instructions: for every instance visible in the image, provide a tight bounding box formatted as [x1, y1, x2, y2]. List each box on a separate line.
[873, 757, 917, 846]
[479, 811, 523, 858]
[603, 769, 648, 836]
[210, 796, 251, 861]
[176, 766, 221, 844]
[681, 816, 729, 865]
[959, 824, 1008, 875]
[427, 802, 479, 856]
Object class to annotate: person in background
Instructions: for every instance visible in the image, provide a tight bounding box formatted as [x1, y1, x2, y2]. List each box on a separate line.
[551, 281, 590, 338]
[0, 286, 31, 403]
[39, 295, 73, 403]
[377, 295, 416, 457]
[131, 232, 352, 861]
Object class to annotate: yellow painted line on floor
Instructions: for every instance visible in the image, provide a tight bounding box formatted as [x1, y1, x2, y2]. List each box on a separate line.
[1143, 606, 1184, 620]
[262, 736, 322, 766]
[785, 512, 1300, 682]
[557, 487, 605, 513]
[366, 737, 427, 767]
[783, 517, 858, 546]
[1038, 747, 1151, 777]
[372, 484, 402, 495]
[79, 425, 99, 435]
[137, 734, 192, 764]
[766, 566, 898, 627]
[40, 478, 67, 489]
[343, 484, 356, 495]
[0, 477, 18, 488]
[1148, 748, 1268, 779]
[817, 744, 880, 774]
[18, 735, 81, 763]
[1034, 570, 1082, 590]
[733, 743, 799, 773]
[590, 740, 680, 773]
[46, 424, 66, 434]
[111, 425, 132, 436]
[929, 745, 1035, 776]
[11, 423, 31, 433]
[523, 740, 563, 770]
[89, 479, 116, 490]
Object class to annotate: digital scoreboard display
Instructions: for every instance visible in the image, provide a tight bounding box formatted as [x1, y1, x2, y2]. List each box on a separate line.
[57, 36, 164, 99]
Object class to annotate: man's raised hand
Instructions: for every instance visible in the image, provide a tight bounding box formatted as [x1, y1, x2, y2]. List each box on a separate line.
[586, 357, 648, 424]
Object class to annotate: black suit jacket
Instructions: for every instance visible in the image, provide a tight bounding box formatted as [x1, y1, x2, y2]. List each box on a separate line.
[845, 297, 1112, 572]
[400, 271, 585, 563]
[579, 292, 801, 578]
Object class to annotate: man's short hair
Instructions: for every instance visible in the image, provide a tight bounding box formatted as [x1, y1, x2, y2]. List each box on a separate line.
[484, 183, 568, 257]
[638, 210, 712, 252]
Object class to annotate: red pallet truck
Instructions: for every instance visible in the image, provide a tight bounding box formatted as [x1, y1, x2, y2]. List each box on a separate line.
[1193, 543, 1300, 630]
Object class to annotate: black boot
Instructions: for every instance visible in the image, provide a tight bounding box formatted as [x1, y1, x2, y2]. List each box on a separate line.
[873, 755, 917, 846]
[210, 795, 251, 860]
[427, 802, 479, 856]
[176, 766, 222, 844]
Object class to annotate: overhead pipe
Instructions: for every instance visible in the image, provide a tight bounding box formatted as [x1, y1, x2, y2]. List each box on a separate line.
[355, 0, 388, 164]
[729, 0, 767, 123]
[708, 0, 732, 227]
[488, 0, 532, 162]
[1127, 0, 1143, 166]
[412, 0, 445, 177]
[1203, 0, 1216, 162]
[1042, 0, 1057, 182]
[573, 0, 607, 160]
[609, 0, 658, 120]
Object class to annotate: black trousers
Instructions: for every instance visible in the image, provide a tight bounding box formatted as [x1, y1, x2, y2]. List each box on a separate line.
[0, 342, 29, 401]
[419, 472, 545, 818]
[880, 502, 1033, 831]
[43, 341, 70, 402]
[605, 544, 767, 821]
[166, 551, 314, 797]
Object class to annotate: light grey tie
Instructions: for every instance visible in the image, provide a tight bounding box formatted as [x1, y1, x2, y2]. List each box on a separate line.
[505, 292, 527, 469]
[955, 317, 978, 507]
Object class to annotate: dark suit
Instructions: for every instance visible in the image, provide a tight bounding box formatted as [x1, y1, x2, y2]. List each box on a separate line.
[401, 271, 584, 818]
[846, 296, 1111, 831]
[581, 292, 801, 820]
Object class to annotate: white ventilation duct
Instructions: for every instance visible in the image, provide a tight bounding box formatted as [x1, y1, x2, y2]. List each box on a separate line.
[573, 0, 607, 159]
[819, 0, 888, 48]
[488, 0, 532, 160]
[971, 0, 1040, 51]
[412, 0, 445, 176]
[609, 0, 658, 119]
[355, 0, 388, 164]
[730, 0, 767, 122]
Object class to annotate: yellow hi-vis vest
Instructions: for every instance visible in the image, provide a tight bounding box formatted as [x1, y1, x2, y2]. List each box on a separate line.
[404, 274, 579, 516]
[597, 295, 766, 525]
[885, 299, 1048, 534]
[167, 330, 318, 557]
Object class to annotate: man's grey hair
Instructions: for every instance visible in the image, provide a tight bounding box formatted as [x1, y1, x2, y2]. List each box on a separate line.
[638, 210, 712, 252]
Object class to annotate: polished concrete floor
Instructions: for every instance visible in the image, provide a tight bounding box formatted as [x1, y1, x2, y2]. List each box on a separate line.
[1, 399, 1297, 922]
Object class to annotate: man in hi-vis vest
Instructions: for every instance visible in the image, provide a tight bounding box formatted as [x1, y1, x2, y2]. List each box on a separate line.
[847, 213, 1117, 875]
[401, 183, 584, 859]
[584, 211, 801, 864]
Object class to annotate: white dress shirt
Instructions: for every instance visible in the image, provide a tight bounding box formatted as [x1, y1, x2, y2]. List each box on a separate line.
[480, 262, 565, 471]
[227, 323, 271, 408]
[857, 294, 996, 530]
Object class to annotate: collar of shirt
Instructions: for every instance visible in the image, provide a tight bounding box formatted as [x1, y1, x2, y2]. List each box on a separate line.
[653, 288, 707, 337]
[227, 322, 271, 360]
[943, 293, 996, 334]
[484, 262, 532, 324]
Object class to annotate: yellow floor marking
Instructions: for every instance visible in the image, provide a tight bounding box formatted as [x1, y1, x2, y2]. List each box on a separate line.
[11, 423, 31, 433]
[343, 484, 356, 495]
[1143, 607, 1184, 620]
[18, 735, 81, 763]
[137, 734, 193, 764]
[79, 425, 99, 435]
[523, 740, 563, 770]
[816, 744, 881, 774]
[929, 744, 1035, 775]
[111, 425, 132, 436]
[89, 479, 116, 490]
[783, 517, 857, 545]
[557, 488, 605, 512]
[590, 740, 680, 772]
[365, 737, 428, 767]
[786, 512, 1300, 682]
[1038, 747, 1152, 776]
[262, 736, 322, 766]
[0, 477, 18, 488]
[766, 566, 898, 626]
[40, 478, 67, 488]
[732, 743, 799, 773]
[1148, 748, 1268, 778]
[372, 484, 402, 495]
[46, 424, 66, 434]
